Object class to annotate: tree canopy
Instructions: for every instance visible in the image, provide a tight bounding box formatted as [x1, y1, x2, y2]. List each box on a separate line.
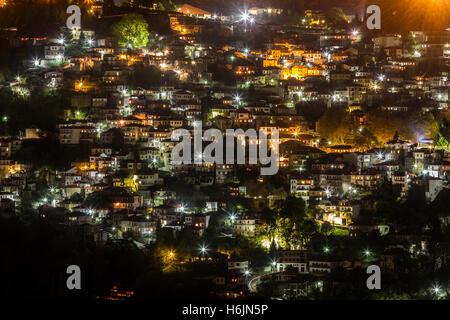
[112, 14, 150, 49]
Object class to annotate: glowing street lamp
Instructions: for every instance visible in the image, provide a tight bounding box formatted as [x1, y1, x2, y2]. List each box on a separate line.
[364, 249, 371, 257]
[230, 214, 236, 223]
[234, 95, 242, 107]
[241, 13, 249, 22]
[323, 246, 330, 253]
[432, 286, 440, 295]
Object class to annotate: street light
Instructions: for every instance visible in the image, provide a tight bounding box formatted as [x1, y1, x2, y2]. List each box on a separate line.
[234, 95, 242, 107]
[241, 13, 249, 22]
[364, 249, 371, 257]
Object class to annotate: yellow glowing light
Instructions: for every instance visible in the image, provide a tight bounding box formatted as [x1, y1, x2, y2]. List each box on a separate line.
[399, 0, 449, 31]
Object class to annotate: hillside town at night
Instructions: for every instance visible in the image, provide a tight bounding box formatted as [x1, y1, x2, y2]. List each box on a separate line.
[0, 0, 449, 303]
